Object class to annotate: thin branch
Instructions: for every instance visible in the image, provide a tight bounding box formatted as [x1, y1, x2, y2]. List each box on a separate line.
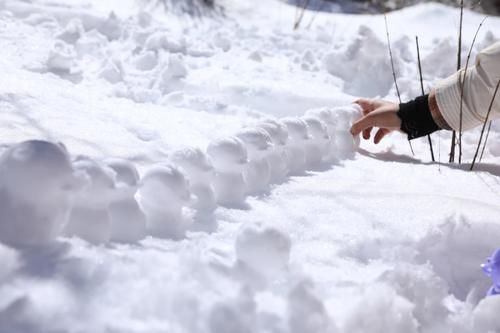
[450, 0, 464, 163]
[306, 0, 326, 29]
[458, 16, 487, 164]
[294, 0, 311, 30]
[416, 36, 435, 162]
[385, 15, 414, 155]
[384, 15, 401, 102]
[470, 79, 500, 171]
[479, 121, 492, 162]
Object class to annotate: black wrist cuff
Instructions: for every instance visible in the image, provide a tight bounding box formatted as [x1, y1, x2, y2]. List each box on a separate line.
[398, 94, 440, 140]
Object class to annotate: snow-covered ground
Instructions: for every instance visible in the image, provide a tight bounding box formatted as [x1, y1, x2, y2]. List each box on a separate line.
[1, 0, 500, 332]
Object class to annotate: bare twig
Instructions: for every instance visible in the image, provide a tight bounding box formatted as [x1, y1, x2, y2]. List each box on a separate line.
[458, 17, 487, 164]
[306, 0, 326, 29]
[450, 0, 464, 163]
[385, 15, 414, 155]
[479, 121, 492, 162]
[416, 36, 435, 162]
[294, 0, 311, 30]
[470, 79, 500, 170]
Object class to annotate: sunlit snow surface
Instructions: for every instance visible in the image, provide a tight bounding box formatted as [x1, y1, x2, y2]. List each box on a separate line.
[1, 0, 500, 331]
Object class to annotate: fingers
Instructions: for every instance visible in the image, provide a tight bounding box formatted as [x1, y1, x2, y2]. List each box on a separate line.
[350, 113, 375, 137]
[354, 99, 374, 115]
[374, 128, 390, 144]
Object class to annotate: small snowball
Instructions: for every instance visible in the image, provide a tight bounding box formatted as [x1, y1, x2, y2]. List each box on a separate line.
[236, 128, 273, 194]
[169, 147, 216, 212]
[207, 137, 248, 207]
[105, 158, 140, 188]
[301, 115, 331, 167]
[47, 41, 76, 73]
[281, 118, 310, 174]
[236, 128, 273, 160]
[207, 137, 248, 172]
[258, 120, 289, 183]
[139, 164, 191, 239]
[134, 51, 158, 71]
[0, 141, 81, 247]
[64, 157, 117, 244]
[235, 223, 291, 279]
[330, 104, 362, 131]
[170, 147, 215, 186]
[106, 159, 146, 244]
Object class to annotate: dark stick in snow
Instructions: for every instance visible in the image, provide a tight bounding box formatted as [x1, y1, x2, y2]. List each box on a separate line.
[471, 79, 500, 171]
[416, 36, 435, 162]
[385, 15, 414, 155]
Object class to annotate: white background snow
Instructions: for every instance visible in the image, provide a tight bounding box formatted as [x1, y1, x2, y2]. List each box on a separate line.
[1, 0, 500, 332]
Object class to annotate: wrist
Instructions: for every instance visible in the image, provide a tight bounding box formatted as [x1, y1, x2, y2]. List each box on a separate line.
[397, 94, 441, 140]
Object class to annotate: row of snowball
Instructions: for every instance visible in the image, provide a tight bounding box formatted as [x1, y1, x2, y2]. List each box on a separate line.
[0, 105, 360, 247]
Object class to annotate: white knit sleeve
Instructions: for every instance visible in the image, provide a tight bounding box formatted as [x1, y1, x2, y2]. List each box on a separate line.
[435, 42, 500, 131]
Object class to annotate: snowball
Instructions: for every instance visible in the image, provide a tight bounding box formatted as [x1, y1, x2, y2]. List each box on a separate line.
[105, 158, 140, 188]
[236, 128, 273, 194]
[343, 284, 418, 333]
[288, 280, 337, 333]
[105, 159, 146, 243]
[258, 119, 289, 147]
[330, 104, 362, 131]
[47, 41, 76, 73]
[281, 117, 310, 142]
[64, 157, 117, 244]
[235, 223, 291, 279]
[169, 147, 216, 212]
[207, 137, 248, 172]
[139, 164, 191, 239]
[140, 164, 190, 208]
[281, 118, 310, 174]
[301, 115, 331, 167]
[170, 147, 215, 186]
[0, 140, 79, 247]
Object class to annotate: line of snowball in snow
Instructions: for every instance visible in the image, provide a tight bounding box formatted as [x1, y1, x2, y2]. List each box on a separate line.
[0, 104, 361, 248]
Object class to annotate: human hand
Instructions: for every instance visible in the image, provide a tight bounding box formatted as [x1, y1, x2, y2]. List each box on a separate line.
[350, 99, 402, 144]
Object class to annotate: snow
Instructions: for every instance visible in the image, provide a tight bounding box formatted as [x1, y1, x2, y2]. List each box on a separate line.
[1, 0, 500, 331]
